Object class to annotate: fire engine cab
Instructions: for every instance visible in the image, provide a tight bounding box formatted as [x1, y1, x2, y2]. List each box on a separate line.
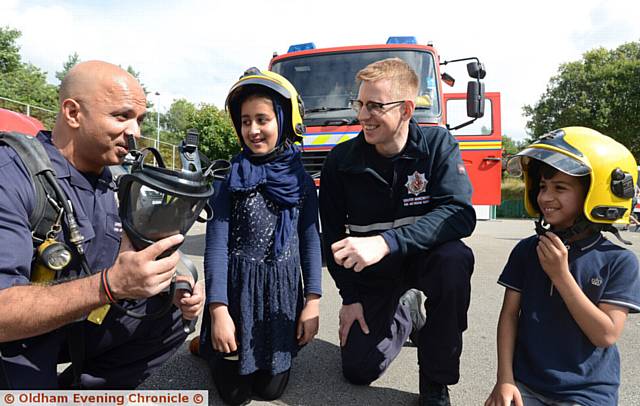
[269, 36, 502, 220]
[0, 107, 44, 136]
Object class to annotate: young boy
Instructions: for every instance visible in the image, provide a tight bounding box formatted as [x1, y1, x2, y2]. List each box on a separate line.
[485, 127, 640, 406]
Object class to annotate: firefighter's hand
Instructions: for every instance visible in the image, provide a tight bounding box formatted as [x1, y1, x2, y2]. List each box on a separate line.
[173, 278, 204, 320]
[209, 303, 238, 354]
[338, 302, 369, 347]
[107, 234, 183, 300]
[331, 236, 390, 272]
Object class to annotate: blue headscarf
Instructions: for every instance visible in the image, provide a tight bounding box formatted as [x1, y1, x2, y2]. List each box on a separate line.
[228, 95, 307, 256]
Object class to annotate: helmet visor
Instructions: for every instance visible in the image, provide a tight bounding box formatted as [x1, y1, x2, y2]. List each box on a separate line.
[507, 147, 591, 178]
[124, 182, 206, 242]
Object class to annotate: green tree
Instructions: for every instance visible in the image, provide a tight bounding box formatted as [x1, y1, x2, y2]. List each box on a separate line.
[194, 104, 239, 160]
[501, 135, 528, 178]
[501, 135, 527, 156]
[55, 52, 80, 83]
[125, 65, 151, 96]
[162, 98, 197, 144]
[158, 98, 238, 162]
[502, 135, 518, 156]
[0, 27, 21, 73]
[141, 108, 160, 142]
[523, 41, 640, 156]
[0, 28, 58, 128]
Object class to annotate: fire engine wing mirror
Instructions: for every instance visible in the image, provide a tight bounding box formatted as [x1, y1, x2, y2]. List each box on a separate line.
[441, 72, 455, 87]
[467, 61, 486, 79]
[466, 81, 485, 118]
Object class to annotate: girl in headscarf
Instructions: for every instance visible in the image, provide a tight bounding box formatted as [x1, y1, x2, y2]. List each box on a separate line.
[198, 68, 322, 405]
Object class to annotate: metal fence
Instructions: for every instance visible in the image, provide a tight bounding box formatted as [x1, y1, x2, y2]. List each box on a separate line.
[136, 136, 181, 170]
[495, 199, 530, 219]
[0, 96, 57, 126]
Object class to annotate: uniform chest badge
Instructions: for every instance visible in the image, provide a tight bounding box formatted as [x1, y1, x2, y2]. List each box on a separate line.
[405, 171, 428, 196]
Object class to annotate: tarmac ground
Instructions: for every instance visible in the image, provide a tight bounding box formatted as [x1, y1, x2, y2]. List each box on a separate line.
[140, 219, 640, 405]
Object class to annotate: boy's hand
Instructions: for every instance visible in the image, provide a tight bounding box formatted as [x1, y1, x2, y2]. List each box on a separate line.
[209, 304, 238, 354]
[296, 295, 320, 345]
[536, 232, 570, 281]
[484, 382, 523, 406]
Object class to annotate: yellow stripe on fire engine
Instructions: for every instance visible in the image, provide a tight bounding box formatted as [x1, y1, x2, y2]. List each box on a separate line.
[311, 134, 332, 145]
[302, 134, 501, 150]
[458, 141, 502, 150]
[338, 134, 353, 143]
[304, 133, 357, 146]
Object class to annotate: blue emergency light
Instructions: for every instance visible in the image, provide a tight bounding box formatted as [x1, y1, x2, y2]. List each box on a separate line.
[386, 36, 417, 44]
[287, 42, 316, 53]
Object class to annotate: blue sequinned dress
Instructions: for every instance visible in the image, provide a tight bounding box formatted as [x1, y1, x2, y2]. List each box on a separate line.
[201, 178, 322, 376]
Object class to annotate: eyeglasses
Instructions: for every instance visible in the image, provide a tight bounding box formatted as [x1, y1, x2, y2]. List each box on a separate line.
[350, 100, 406, 116]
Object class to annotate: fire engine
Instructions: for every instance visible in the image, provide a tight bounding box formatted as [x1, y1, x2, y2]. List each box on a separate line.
[0, 107, 44, 135]
[269, 36, 502, 220]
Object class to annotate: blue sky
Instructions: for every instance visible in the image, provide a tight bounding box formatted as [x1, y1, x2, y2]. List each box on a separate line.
[3, 0, 639, 140]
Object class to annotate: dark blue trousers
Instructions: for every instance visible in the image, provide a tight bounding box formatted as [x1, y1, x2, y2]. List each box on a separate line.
[341, 240, 474, 391]
[0, 296, 187, 389]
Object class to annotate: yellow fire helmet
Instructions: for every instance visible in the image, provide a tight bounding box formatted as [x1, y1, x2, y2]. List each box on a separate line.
[225, 67, 305, 145]
[507, 126, 637, 225]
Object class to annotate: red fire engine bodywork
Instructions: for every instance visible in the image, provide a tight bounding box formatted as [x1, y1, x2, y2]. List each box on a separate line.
[0, 108, 45, 136]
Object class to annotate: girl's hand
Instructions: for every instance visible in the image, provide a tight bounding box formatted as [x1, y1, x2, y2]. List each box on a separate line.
[296, 295, 320, 345]
[536, 232, 570, 281]
[209, 304, 238, 354]
[484, 382, 523, 406]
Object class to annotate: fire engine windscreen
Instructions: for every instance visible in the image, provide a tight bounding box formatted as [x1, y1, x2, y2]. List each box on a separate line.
[271, 50, 440, 125]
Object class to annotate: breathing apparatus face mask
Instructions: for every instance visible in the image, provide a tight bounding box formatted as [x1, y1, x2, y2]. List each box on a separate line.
[117, 130, 230, 257]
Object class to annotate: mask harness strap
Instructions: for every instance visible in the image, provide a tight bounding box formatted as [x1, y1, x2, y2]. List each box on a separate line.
[535, 214, 632, 245]
[176, 252, 199, 334]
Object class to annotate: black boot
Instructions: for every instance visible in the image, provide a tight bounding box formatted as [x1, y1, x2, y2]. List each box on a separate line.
[419, 380, 451, 406]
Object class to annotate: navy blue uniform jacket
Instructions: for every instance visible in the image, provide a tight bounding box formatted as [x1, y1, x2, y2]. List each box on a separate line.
[319, 121, 476, 304]
[0, 132, 120, 290]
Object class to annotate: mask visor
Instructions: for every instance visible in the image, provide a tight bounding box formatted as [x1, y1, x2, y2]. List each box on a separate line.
[124, 181, 206, 244]
[507, 148, 591, 178]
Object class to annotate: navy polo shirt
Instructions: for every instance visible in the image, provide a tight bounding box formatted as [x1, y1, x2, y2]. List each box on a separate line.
[499, 233, 640, 406]
[0, 131, 121, 290]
